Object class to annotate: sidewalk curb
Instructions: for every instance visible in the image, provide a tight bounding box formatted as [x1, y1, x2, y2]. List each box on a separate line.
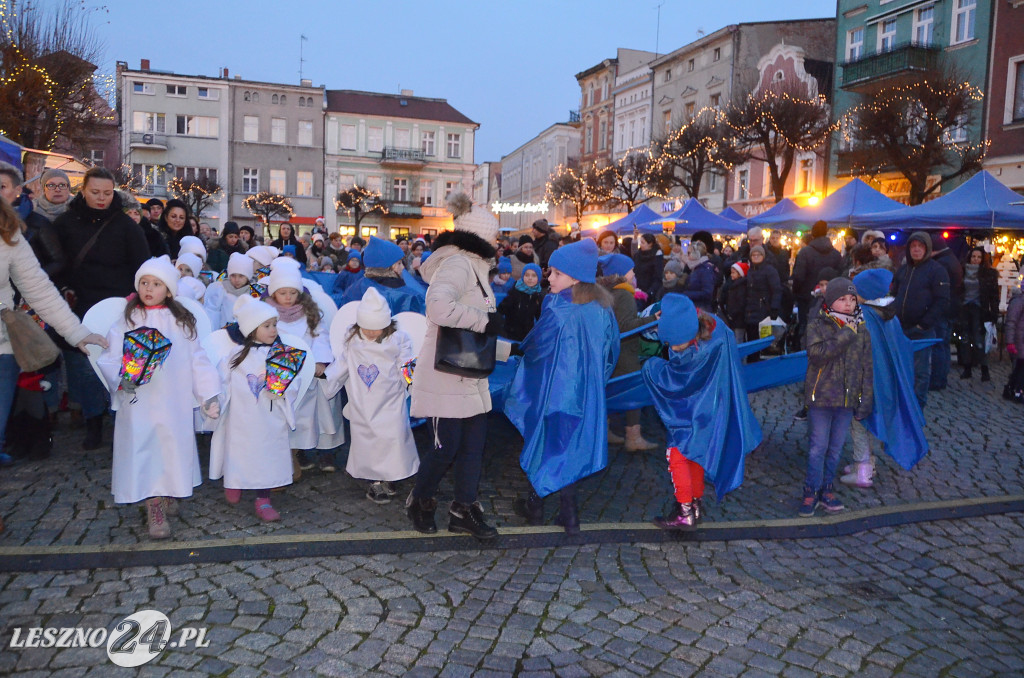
[1, 495, 1021, 572]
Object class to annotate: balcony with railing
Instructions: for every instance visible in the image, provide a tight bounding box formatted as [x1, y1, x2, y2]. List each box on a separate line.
[129, 131, 169, 150]
[386, 199, 425, 219]
[379, 146, 426, 166]
[841, 42, 941, 90]
[568, 109, 581, 124]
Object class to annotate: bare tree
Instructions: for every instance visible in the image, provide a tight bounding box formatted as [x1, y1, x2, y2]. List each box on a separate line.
[112, 163, 143, 195]
[651, 109, 745, 201]
[243, 191, 294, 238]
[335, 185, 388, 238]
[0, 1, 110, 150]
[726, 84, 834, 203]
[545, 160, 609, 227]
[840, 71, 987, 205]
[168, 175, 224, 218]
[601, 151, 658, 214]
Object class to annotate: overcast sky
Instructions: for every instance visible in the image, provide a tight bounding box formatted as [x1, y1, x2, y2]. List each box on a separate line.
[90, 0, 837, 162]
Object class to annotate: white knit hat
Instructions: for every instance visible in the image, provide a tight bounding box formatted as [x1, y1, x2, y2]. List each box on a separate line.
[178, 235, 207, 263]
[176, 252, 203, 278]
[135, 255, 179, 297]
[227, 252, 254, 278]
[177, 276, 206, 301]
[268, 257, 304, 295]
[454, 205, 498, 243]
[247, 245, 279, 267]
[356, 287, 392, 331]
[233, 295, 278, 336]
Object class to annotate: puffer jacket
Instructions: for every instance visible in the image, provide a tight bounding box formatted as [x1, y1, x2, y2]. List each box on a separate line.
[410, 229, 497, 419]
[719, 276, 747, 330]
[892, 232, 950, 332]
[744, 261, 782, 326]
[632, 247, 664, 299]
[792, 236, 842, 298]
[678, 259, 716, 311]
[803, 307, 873, 418]
[1, 234, 90, 355]
[1005, 288, 1024, 354]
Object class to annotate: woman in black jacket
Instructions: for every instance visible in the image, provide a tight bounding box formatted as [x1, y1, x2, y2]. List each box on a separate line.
[270, 223, 307, 267]
[959, 247, 999, 381]
[743, 246, 782, 362]
[632, 233, 664, 301]
[156, 198, 193, 259]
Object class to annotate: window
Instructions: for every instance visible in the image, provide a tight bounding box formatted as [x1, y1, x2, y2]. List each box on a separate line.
[393, 178, 408, 201]
[395, 128, 411, 149]
[88, 149, 104, 167]
[166, 84, 186, 97]
[1013, 61, 1024, 122]
[174, 167, 218, 183]
[687, 58, 695, 72]
[599, 121, 606, 150]
[713, 47, 721, 62]
[366, 175, 381, 193]
[878, 18, 897, 52]
[847, 27, 864, 61]
[298, 120, 313, 146]
[944, 114, 968, 143]
[272, 94, 279, 104]
[338, 174, 355, 189]
[197, 87, 219, 100]
[710, 93, 721, 109]
[762, 163, 772, 198]
[639, 116, 646, 136]
[269, 169, 286, 195]
[132, 112, 165, 133]
[176, 115, 218, 137]
[663, 110, 671, 134]
[709, 171, 719, 193]
[588, 85, 594, 106]
[243, 115, 259, 142]
[368, 126, 383, 152]
[252, 92, 260, 103]
[419, 182, 434, 206]
[952, 0, 976, 44]
[280, 95, 286, 105]
[799, 158, 815, 193]
[628, 120, 635, 147]
[914, 6, 935, 45]
[421, 130, 435, 155]
[663, 69, 672, 83]
[297, 171, 313, 197]
[132, 81, 154, 95]
[244, 91, 250, 102]
[618, 123, 625, 149]
[242, 168, 259, 193]
[298, 97, 306, 107]
[444, 181, 457, 200]
[585, 125, 593, 153]
[446, 133, 461, 158]
[340, 124, 356, 150]
[271, 117, 286, 144]
[132, 164, 167, 187]
[736, 169, 749, 200]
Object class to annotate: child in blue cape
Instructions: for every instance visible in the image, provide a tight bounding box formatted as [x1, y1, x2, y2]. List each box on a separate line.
[491, 257, 515, 294]
[642, 295, 762, 530]
[331, 251, 364, 302]
[504, 239, 619, 535]
[340, 236, 426, 313]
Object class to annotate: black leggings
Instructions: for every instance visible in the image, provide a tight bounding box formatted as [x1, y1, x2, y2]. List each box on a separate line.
[413, 413, 488, 505]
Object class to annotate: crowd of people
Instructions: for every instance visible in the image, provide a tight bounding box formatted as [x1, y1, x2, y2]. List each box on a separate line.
[0, 163, 1020, 539]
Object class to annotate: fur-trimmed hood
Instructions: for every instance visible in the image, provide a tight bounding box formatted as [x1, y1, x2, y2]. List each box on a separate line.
[421, 230, 496, 284]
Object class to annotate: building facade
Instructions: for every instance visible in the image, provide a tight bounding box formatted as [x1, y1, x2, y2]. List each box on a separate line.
[982, 0, 1024, 192]
[323, 90, 478, 239]
[116, 60, 230, 224]
[832, 0, 993, 201]
[498, 123, 580, 232]
[473, 161, 501, 209]
[612, 53, 656, 159]
[228, 78, 325, 236]
[651, 20, 835, 212]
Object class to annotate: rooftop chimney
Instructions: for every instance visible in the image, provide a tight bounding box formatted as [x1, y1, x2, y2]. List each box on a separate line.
[222, 67, 229, 79]
[233, 75, 241, 80]
[400, 89, 414, 96]
[301, 78, 312, 87]
[140, 58, 150, 71]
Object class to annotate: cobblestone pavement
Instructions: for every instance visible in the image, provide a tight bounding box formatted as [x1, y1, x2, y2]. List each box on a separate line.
[1, 513, 1022, 677]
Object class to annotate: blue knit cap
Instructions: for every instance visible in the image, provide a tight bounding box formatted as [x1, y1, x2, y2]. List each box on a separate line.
[362, 236, 404, 269]
[548, 238, 599, 284]
[497, 256, 513, 274]
[346, 250, 362, 263]
[598, 253, 634, 278]
[659, 294, 699, 346]
[853, 268, 893, 301]
[521, 263, 542, 281]
[282, 244, 296, 257]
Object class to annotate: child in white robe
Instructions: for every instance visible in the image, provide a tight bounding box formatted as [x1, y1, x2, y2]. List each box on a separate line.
[97, 256, 221, 539]
[209, 296, 300, 522]
[323, 287, 418, 504]
[264, 257, 334, 475]
[203, 252, 256, 329]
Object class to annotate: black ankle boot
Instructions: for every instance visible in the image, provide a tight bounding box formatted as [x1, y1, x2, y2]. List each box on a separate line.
[554, 491, 580, 536]
[448, 501, 498, 540]
[405, 494, 437, 534]
[960, 367, 972, 379]
[513, 491, 545, 526]
[981, 366, 990, 382]
[1004, 384, 1015, 400]
[81, 416, 103, 450]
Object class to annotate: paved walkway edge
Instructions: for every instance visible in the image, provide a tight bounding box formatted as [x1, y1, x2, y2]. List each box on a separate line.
[2, 494, 1021, 573]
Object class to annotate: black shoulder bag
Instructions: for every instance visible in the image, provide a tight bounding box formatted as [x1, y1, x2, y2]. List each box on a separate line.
[434, 275, 497, 378]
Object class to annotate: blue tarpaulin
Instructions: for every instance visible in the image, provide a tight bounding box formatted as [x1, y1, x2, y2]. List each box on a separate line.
[854, 170, 1024, 232]
[745, 198, 800, 226]
[605, 204, 664, 235]
[748, 179, 903, 231]
[0, 136, 22, 172]
[718, 206, 746, 222]
[661, 199, 751, 236]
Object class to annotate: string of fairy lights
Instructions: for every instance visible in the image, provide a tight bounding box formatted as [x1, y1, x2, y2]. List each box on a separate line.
[242, 191, 294, 228]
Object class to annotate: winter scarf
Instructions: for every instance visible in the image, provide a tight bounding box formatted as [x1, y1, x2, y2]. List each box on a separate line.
[265, 298, 306, 324]
[826, 304, 864, 328]
[33, 195, 68, 222]
[515, 279, 542, 294]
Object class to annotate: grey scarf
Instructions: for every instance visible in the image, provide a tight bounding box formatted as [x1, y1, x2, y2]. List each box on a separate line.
[33, 196, 68, 222]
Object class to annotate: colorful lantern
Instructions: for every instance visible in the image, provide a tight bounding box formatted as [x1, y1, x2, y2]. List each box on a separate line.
[119, 327, 172, 389]
[265, 339, 307, 396]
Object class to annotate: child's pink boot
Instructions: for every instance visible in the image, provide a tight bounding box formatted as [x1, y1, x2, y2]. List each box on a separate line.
[224, 488, 242, 504]
[254, 498, 280, 522]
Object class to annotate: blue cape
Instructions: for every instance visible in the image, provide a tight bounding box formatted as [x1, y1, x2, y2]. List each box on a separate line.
[331, 269, 365, 304]
[861, 305, 928, 470]
[340, 275, 426, 314]
[504, 293, 620, 497]
[641, 317, 762, 497]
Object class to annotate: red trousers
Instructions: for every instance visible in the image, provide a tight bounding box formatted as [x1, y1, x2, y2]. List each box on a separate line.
[666, 447, 704, 503]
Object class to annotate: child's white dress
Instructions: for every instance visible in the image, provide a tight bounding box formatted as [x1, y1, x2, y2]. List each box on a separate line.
[97, 306, 220, 504]
[208, 343, 296, 490]
[277, 312, 334, 449]
[324, 328, 418, 481]
[203, 280, 249, 329]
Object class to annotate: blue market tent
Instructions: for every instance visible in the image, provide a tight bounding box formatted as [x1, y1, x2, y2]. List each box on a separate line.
[719, 206, 746, 222]
[745, 197, 800, 226]
[0, 135, 22, 172]
[660, 198, 750, 236]
[854, 171, 1024, 231]
[605, 204, 663, 235]
[749, 179, 904, 231]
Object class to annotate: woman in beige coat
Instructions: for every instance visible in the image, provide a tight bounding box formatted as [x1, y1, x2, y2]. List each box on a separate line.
[408, 206, 504, 540]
